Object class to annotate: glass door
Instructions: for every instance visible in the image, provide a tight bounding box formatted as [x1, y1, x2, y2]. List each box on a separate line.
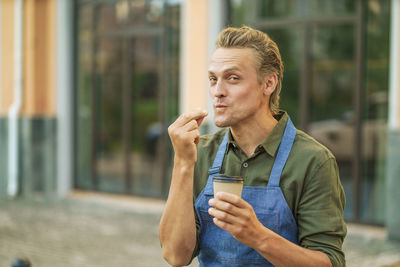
[75, 0, 180, 198]
[226, 0, 391, 224]
[307, 23, 356, 220]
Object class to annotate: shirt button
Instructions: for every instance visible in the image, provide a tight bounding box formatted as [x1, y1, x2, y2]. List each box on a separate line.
[243, 162, 248, 168]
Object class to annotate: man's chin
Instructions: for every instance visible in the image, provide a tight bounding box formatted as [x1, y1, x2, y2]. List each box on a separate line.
[214, 120, 229, 128]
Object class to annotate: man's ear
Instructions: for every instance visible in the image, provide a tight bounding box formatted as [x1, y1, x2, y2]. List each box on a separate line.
[263, 73, 278, 96]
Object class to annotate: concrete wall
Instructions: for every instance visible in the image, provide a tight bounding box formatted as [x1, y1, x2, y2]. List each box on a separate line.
[386, 0, 400, 241]
[0, 0, 58, 198]
[387, 130, 400, 240]
[0, 118, 7, 195]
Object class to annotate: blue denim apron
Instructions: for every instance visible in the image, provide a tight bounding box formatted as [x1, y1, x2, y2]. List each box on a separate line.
[194, 118, 298, 266]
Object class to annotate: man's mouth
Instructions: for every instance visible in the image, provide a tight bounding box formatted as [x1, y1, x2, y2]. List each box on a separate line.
[214, 104, 227, 109]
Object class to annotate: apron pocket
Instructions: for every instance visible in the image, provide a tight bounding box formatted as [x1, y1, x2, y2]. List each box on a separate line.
[199, 210, 214, 222]
[257, 212, 280, 234]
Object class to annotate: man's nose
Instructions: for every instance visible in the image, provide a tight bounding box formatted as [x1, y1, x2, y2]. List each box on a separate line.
[212, 80, 226, 97]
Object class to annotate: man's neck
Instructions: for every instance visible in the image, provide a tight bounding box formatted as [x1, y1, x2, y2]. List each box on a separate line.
[230, 112, 278, 158]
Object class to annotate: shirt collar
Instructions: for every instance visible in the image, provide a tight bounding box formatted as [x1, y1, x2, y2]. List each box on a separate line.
[227, 111, 289, 157]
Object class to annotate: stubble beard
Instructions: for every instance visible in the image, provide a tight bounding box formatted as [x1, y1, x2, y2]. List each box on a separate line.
[214, 112, 239, 128]
[214, 108, 259, 129]
[214, 115, 232, 128]
[214, 119, 229, 128]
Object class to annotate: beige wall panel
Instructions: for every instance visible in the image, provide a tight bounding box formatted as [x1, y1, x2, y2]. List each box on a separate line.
[46, 0, 56, 116]
[21, 0, 35, 116]
[33, 0, 48, 116]
[1, 0, 14, 115]
[21, 0, 55, 117]
[181, 0, 209, 113]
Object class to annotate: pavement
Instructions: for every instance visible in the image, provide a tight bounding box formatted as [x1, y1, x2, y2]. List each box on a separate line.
[1, 191, 400, 267]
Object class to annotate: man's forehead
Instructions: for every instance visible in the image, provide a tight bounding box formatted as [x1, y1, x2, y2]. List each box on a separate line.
[208, 65, 241, 74]
[208, 48, 256, 73]
[211, 47, 254, 60]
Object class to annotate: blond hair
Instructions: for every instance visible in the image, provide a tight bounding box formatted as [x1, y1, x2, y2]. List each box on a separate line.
[215, 26, 283, 114]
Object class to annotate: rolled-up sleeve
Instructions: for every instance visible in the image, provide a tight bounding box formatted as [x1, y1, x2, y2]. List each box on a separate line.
[297, 157, 347, 267]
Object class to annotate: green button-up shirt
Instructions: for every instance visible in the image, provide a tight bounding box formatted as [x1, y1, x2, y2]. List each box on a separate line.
[193, 111, 347, 266]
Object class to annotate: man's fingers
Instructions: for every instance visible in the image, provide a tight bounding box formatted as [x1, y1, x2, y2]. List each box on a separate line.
[208, 198, 242, 217]
[215, 192, 248, 209]
[180, 128, 200, 145]
[196, 116, 206, 127]
[182, 120, 199, 132]
[179, 122, 200, 142]
[208, 207, 240, 225]
[212, 217, 236, 234]
[190, 129, 200, 145]
[176, 109, 208, 127]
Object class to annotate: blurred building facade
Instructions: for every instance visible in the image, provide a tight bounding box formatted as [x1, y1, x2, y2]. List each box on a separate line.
[0, 0, 399, 239]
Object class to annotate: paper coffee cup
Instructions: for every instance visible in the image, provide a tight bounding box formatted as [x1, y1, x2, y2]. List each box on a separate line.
[213, 175, 244, 198]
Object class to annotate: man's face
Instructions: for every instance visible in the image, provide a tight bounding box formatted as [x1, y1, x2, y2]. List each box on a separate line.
[208, 48, 267, 128]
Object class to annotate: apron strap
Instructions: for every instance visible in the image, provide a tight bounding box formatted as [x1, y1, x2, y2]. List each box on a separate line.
[208, 130, 229, 176]
[204, 130, 229, 195]
[268, 117, 297, 187]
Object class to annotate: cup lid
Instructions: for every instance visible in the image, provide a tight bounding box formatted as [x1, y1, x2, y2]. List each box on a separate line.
[213, 174, 243, 183]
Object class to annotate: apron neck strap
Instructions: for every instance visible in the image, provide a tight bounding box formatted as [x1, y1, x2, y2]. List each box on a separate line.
[205, 118, 296, 192]
[208, 130, 229, 176]
[268, 117, 296, 187]
[204, 130, 229, 195]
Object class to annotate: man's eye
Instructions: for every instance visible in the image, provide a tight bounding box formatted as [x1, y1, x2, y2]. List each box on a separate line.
[209, 77, 217, 82]
[229, 76, 239, 80]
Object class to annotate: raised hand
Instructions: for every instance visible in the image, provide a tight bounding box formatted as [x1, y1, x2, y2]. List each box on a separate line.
[168, 108, 208, 164]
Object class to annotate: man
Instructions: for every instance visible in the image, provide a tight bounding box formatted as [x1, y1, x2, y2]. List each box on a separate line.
[159, 26, 346, 267]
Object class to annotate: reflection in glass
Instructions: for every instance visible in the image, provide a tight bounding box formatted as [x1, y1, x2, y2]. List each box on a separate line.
[130, 36, 162, 196]
[76, 1, 181, 198]
[309, 24, 355, 121]
[265, 28, 302, 126]
[98, 4, 120, 33]
[360, 0, 390, 224]
[96, 37, 125, 193]
[226, 0, 391, 224]
[76, 4, 94, 189]
[307, 24, 355, 219]
[226, 0, 257, 27]
[258, 0, 355, 19]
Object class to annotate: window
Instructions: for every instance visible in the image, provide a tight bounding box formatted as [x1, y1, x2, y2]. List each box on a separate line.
[75, 0, 181, 198]
[227, 0, 390, 224]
